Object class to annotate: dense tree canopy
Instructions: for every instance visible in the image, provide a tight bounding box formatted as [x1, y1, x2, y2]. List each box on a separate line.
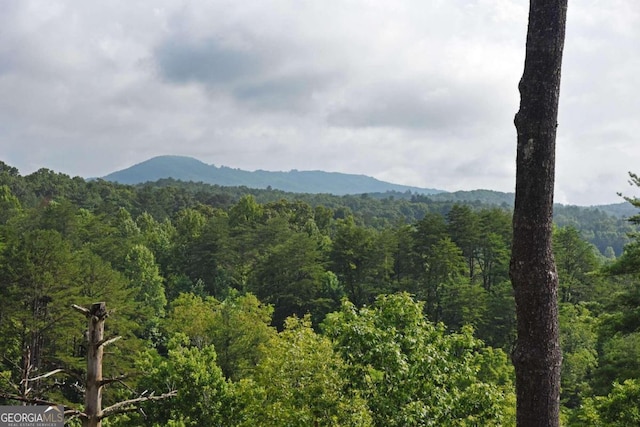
[1, 161, 639, 424]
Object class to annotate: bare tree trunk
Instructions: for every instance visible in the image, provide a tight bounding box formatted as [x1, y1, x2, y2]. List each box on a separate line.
[76, 302, 108, 427]
[510, 1, 568, 426]
[20, 346, 32, 403]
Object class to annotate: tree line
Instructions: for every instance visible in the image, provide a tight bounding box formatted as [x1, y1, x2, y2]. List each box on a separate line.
[0, 161, 633, 254]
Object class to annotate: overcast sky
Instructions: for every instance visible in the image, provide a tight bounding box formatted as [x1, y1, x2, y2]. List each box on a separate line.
[1, 0, 638, 206]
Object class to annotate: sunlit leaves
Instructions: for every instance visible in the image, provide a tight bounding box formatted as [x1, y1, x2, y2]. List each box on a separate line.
[323, 293, 514, 426]
[237, 316, 371, 427]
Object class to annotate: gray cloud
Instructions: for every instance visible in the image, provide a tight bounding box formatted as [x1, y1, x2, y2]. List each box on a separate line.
[232, 73, 333, 112]
[326, 80, 502, 132]
[153, 33, 337, 112]
[328, 86, 453, 129]
[155, 38, 265, 85]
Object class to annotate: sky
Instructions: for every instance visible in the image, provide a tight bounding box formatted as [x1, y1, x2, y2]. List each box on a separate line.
[1, 0, 638, 206]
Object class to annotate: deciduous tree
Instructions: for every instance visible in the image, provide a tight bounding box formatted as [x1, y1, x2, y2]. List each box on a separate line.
[236, 315, 371, 427]
[323, 293, 514, 426]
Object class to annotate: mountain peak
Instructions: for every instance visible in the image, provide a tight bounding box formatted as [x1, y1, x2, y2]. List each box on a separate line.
[102, 156, 443, 196]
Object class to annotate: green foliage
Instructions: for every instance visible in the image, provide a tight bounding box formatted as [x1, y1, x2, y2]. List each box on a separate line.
[596, 379, 640, 426]
[250, 232, 331, 327]
[447, 204, 480, 280]
[125, 245, 166, 313]
[175, 212, 231, 298]
[163, 292, 275, 380]
[559, 303, 598, 408]
[0, 185, 21, 223]
[234, 316, 372, 427]
[323, 293, 514, 426]
[129, 335, 231, 426]
[595, 332, 640, 394]
[208, 293, 275, 380]
[5, 160, 640, 423]
[592, 275, 640, 396]
[329, 216, 389, 306]
[570, 379, 640, 427]
[0, 213, 145, 404]
[553, 226, 601, 303]
[417, 237, 467, 323]
[440, 277, 489, 332]
[136, 212, 176, 281]
[229, 195, 263, 227]
[0, 229, 83, 378]
[554, 204, 633, 257]
[162, 293, 218, 348]
[607, 240, 640, 275]
[475, 280, 516, 349]
[124, 244, 167, 341]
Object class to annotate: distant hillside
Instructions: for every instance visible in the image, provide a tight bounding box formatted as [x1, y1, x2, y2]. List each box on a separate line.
[425, 189, 515, 206]
[102, 155, 444, 196]
[593, 202, 637, 219]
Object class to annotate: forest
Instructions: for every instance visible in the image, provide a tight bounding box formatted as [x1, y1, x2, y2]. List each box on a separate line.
[1, 161, 640, 426]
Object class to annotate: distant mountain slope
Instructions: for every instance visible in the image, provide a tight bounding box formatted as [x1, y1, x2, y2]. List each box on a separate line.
[427, 189, 515, 206]
[102, 155, 444, 196]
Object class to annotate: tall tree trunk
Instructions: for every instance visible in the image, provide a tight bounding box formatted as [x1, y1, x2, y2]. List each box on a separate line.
[510, 1, 567, 426]
[81, 302, 108, 427]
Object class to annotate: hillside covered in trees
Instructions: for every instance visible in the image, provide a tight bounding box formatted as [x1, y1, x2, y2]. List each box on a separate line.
[1, 160, 640, 425]
[102, 155, 444, 196]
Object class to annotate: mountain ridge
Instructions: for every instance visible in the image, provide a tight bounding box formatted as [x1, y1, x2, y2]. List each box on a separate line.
[99, 155, 637, 218]
[102, 155, 445, 196]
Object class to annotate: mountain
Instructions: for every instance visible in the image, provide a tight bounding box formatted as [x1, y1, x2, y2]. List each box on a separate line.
[102, 155, 445, 196]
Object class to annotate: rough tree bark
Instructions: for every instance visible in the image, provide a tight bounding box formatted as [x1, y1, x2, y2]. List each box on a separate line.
[74, 302, 109, 427]
[510, 1, 568, 427]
